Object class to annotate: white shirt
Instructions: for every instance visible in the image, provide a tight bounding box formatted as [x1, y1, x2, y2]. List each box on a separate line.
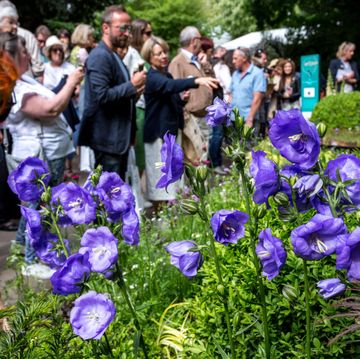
[181, 49, 201, 70]
[7, 75, 74, 161]
[43, 62, 76, 90]
[214, 62, 232, 97]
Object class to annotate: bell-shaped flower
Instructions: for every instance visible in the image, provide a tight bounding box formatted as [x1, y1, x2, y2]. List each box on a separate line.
[317, 278, 346, 299]
[166, 240, 203, 278]
[205, 97, 233, 127]
[70, 291, 116, 340]
[50, 253, 91, 296]
[325, 154, 360, 208]
[122, 208, 140, 246]
[269, 109, 320, 170]
[250, 150, 280, 204]
[79, 227, 118, 273]
[51, 182, 97, 225]
[96, 172, 135, 222]
[156, 132, 184, 190]
[36, 234, 69, 269]
[336, 227, 360, 281]
[256, 229, 287, 280]
[8, 157, 50, 202]
[210, 209, 249, 245]
[291, 214, 347, 260]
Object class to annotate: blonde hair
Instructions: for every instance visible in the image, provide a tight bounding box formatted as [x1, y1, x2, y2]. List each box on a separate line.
[141, 36, 169, 63]
[71, 24, 94, 47]
[336, 42, 355, 59]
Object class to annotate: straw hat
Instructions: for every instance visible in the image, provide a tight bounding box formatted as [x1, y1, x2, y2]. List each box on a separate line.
[268, 58, 279, 69]
[44, 35, 64, 58]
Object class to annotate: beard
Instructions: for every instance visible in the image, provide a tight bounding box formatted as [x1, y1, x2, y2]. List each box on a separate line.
[109, 31, 129, 49]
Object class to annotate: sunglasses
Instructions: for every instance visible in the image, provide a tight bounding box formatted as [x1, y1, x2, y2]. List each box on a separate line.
[143, 30, 152, 36]
[111, 24, 132, 33]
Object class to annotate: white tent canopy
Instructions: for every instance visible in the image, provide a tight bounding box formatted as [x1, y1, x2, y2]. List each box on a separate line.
[221, 28, 289, 50]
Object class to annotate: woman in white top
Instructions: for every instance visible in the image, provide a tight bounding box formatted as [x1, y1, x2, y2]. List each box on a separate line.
[0, 32, 83, 263]
[43, 35, 76, 90]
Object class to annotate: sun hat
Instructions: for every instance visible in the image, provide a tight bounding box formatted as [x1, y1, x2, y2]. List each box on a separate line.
[44, 35, 64, 58]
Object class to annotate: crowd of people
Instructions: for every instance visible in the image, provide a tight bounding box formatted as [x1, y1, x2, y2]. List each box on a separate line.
[0, 2, 359, 266]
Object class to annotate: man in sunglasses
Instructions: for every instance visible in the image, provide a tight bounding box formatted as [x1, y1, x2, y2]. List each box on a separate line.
[79, 5, 146, 180]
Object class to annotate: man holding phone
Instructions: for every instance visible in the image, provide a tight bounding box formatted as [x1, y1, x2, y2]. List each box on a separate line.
[79, 5, 146, 180]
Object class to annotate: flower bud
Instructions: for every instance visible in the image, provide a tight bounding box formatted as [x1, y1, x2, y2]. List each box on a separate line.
[180, 199, 199, 215]
[41, 190, 51, 203]
[289, 176, 297, 188]
[256, 204, 267, 219]
[195, 165, 208, 182]
[282, 284, 298, 301]
[316, 123, 327, 138]
[273, 192, 289, 206]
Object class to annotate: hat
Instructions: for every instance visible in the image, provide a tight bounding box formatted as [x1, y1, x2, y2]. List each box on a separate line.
[268, 58, 279, 69]
[44, 35, 64, 58]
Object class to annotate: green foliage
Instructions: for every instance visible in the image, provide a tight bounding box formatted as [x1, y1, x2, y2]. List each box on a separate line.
[128, 0, 209, 56]
[311, 92, 360, 129]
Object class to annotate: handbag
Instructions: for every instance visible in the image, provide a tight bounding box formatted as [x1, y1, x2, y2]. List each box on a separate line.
[3, 127, 45, 173]
[182, 111, 208, 165]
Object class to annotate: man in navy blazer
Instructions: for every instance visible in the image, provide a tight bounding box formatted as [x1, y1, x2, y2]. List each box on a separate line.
[79, 5, 146, 179]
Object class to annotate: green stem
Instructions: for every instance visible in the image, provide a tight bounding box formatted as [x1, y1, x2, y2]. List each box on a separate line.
[116, 262, 148, 359]
[302, 260, 311, 359]
[50, 212, 69, 258]
[104, 333, 114, 358]
[208, 234, 236, 359]
[238, 166, 271, 359]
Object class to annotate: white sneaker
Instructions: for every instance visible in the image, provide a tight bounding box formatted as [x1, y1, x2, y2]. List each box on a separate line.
[214, 166, 227, 175]
[21, 263, 55, 279]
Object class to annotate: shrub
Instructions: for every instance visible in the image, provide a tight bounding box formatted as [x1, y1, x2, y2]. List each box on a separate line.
[311, 92, 360, 129]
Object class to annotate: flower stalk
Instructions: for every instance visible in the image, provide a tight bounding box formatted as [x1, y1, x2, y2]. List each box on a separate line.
[115, 262, 148, 359]
[238, 165, 271, 359]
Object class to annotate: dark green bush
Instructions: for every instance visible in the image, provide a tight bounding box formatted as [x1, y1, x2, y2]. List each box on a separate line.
[311, 92, 360, 129]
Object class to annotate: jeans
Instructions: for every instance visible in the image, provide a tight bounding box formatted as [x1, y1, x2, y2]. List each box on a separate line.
[209, 125, 224, 168]
[94, 149, 129, 181]
[16, 156, 66, 263]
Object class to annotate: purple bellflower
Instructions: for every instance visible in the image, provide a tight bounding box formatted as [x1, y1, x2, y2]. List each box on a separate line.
[70, 291, 116, 340]
[20, 205, 42, 241]
[336, 227, 360, 281]
[156, 132, 184, 190]
[317, 278, 346, 299]
[166, 240, 203, 278]
[293, 174, 323, 198]
[210, 209, 249, 245]
[79, 227, 118, 273]
[250, 150, 280, 204]
[269, 109, 320, 170]
[36, 234, 69, 269]
[122, 208, 140, 246]
[291, 214, 347, 260]
[50, 253, 91, 296]
[205, 97, 233, 127]
[51, 182, 97, 225]
[256, 229, 287, 280]
[96, 172, 135, 222]
[8, 157, 50, 202]
[325, 154, 360, 208]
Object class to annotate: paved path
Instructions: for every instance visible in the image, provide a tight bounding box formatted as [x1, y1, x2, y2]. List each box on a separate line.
[0, 230, 17, 305]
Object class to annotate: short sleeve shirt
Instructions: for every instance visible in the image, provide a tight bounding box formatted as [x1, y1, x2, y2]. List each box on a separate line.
[230, 63, 266, 118]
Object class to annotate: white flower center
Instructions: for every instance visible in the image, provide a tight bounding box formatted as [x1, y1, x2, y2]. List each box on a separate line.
[93, 245, 108, 256]
[110, 186, 121, 194]
[155, 161, 165, 169]
[85, 310, 101, 322]
[257, 250, 271, 259]
[68, 198, 83, 208]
